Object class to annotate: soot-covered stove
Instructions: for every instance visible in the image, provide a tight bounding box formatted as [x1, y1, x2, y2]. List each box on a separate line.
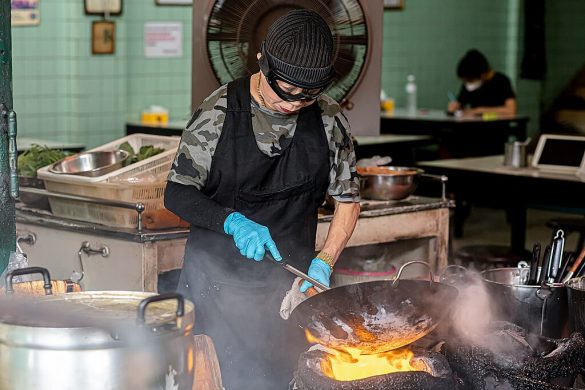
[291, 346, 454, 390]
[289, 322, 585, 390]
[443, 322, 585, 390]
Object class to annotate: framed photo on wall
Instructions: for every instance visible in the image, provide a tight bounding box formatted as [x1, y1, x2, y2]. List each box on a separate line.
[155, 0, 192, 5]
[85, 0, 122, 15]
[384, 0, 404, 10]
[92, 21, 116, 55]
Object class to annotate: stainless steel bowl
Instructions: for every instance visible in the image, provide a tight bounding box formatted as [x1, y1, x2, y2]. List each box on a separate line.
[49, 150, 129, 177]
[359, 166, 423, 200]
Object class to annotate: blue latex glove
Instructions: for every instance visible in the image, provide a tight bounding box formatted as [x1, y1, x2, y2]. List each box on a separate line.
[300, 258, 331, 293]
[224, 212, 282, 261]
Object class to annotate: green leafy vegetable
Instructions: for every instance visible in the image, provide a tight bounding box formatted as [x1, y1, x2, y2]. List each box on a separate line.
[17, 144, 70, 178]
[117, 142, 164, 166]
[118, 141, 135, 157]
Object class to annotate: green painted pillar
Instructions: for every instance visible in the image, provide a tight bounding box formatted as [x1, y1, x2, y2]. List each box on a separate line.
[0, 0, 16, 272]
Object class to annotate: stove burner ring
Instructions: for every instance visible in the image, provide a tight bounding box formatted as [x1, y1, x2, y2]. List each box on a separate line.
[293, 348, 455, 390]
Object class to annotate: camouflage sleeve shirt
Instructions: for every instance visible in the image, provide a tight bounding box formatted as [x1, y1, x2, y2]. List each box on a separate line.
[168, 84, 360, 203]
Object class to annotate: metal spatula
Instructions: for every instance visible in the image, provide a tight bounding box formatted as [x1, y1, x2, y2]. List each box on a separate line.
[266, 253, 330, 292]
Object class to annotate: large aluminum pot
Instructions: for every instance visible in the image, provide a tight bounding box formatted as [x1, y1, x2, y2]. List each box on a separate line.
[0, 291, 194, 390]
[566, 276, 585, 334]
[481, 267, 569, 338]
[357, 166, 423, 200]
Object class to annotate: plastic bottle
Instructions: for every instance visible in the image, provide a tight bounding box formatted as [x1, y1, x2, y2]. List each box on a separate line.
[405, 75, 417, 115]
[2, 251, 29, 284]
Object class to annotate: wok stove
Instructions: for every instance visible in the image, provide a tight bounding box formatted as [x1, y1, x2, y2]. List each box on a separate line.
[289, 322, 585, 390]
[291, 346, 454, 390]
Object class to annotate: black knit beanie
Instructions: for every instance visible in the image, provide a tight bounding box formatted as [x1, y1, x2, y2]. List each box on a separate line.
[259, 9, 334, 89]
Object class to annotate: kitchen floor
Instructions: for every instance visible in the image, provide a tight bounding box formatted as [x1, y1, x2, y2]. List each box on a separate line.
[451, 206, 583, 257]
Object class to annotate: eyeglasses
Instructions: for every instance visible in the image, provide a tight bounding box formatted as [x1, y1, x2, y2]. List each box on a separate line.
[259, 42, 334, 102]
[264, 73, 327, 102]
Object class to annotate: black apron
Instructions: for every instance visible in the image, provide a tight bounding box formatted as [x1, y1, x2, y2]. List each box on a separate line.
[178, 77, 330, 389]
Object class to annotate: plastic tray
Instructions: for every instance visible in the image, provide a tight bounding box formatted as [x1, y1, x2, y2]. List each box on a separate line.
[45, 161, 172, 229]
[37, 133, 179, 184]
[38, 134, 179, 228]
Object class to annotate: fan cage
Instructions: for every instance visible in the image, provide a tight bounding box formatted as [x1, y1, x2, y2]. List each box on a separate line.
[205, 0, 369, 103]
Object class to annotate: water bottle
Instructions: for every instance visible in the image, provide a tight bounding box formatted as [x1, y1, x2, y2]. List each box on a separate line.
[2, 251, 29, 285]
[405, 75, 417, 115]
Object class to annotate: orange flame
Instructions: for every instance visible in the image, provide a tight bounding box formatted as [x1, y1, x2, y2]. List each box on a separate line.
[305, 330, 429, 381]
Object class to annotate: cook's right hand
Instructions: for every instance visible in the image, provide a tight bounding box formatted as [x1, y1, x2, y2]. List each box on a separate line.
[224, 212, 282, 262]
[447, 101, 460, 113]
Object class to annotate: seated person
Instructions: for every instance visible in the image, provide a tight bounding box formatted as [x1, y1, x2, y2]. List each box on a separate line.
[448, 49, 517, 116]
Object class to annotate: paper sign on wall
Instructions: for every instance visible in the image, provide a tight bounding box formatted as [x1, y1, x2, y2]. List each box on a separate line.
[144, 22, 183, 58]
[11, 0, 40, 26]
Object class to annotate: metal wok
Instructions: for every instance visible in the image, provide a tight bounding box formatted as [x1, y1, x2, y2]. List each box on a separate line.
[290, 262, 458, 354]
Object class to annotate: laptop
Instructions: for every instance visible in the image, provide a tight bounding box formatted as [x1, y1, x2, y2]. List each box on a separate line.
[531, 134, 585, 175]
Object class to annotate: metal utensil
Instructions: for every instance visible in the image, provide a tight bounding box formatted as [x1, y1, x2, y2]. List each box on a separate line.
[528, 243, 541, 285]
[548, 230, 565, 283]
[265, 253, 330, 292]
[562, 247, 585, 283]
[538, 245, 551, 284]
[576, 255, 585, 278]
[49, 150, 129, 177]
[556, 252, 574, 284]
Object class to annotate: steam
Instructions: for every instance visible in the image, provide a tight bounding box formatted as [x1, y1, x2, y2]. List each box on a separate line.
[449, 273, 496, 348]
[447, 272, 537, 358]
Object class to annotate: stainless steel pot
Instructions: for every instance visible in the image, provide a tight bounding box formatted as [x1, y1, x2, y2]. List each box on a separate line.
[0, 291, 195, 390]
[481, 267, 569, 338]
[358, 166, 423, 200]
[565, 276, 585, 334]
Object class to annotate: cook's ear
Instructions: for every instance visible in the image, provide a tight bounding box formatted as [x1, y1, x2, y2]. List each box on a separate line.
[257, 53, 261, 60]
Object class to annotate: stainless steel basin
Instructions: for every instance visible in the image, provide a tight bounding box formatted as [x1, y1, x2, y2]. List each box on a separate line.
[49, 151, 129, 177]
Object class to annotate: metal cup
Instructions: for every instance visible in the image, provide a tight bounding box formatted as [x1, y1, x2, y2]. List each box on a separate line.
[504, 142, 528, 168]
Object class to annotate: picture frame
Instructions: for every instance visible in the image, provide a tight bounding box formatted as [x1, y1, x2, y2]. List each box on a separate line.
[92, 21, 116, 55]
[155, 0, 192, 5]
[85, 0, 122, 15]
[384, 0, 404, 10]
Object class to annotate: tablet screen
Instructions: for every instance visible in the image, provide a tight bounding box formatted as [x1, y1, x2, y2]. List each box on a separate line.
[538, 139, 585, 167]
[532, 134, 585, 173]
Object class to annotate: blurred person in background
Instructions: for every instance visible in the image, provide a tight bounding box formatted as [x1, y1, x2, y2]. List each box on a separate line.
[448, 49, 517, 117]
[164, 9, 360, 389]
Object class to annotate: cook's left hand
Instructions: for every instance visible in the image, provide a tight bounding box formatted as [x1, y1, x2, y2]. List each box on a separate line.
[300, 258, 331, 293]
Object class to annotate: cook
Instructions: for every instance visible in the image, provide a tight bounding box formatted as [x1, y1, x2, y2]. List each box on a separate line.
[164, 9, 360, 389]
[447, 49, 517, 116]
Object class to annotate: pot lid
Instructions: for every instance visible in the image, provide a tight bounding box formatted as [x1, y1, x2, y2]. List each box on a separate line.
[0, 291, 194, 329]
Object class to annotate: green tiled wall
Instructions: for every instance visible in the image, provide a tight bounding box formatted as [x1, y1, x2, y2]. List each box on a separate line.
[542, 0, 585, 109]
[11, 0, 191, 148]
[516, 0, 585, 138]
[10, 1, 584, 148]
[381, 1, 516, 110]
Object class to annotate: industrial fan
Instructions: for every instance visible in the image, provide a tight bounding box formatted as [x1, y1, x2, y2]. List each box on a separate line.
[192, 0, 383, 135]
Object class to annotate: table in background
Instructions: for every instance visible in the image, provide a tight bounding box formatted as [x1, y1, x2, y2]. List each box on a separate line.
[126, 122, 435, 165]
[353, 134, 434, 164]
[381, 108, 529, 158]
[418, 155, 585, 251]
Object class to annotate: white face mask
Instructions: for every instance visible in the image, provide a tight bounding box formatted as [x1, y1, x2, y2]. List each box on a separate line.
[465, 80, 483, 92]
